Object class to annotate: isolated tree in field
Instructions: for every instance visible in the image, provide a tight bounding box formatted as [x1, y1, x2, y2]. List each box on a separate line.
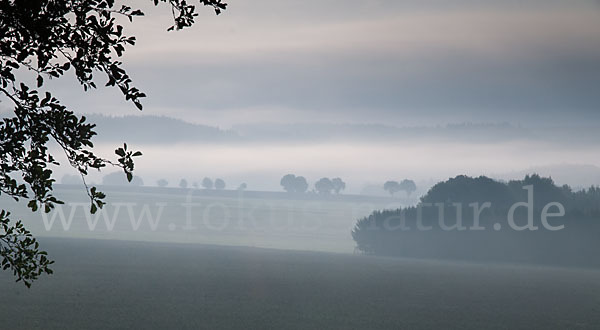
[315, 178, 334, 195]
[400, 179, 417, 197]
[280, 174, 297, 192]
[384, 181, 401, 196]
[280, 174, 309, 193]
[156, 179, 168, 187]
[237, 183, 247, 191]
[331, 177, 346, 194]
[0, 0, 226, 286]
[202, 177, 214, 190]
[214, 178, 225, 190]
[179, 179, 188, 189]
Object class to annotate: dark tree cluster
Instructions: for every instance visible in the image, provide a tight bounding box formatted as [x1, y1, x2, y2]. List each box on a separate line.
[280, 174, 346, 195]
[383, 179, 417, 197]
[200, 177, 225, 190]
[202, 177, 213, 189]
[175, 177, 226, 190]
[315, 177, 345, 195]
[157, 177, 233, 190]
[280, 174, 309, 193]
[353, 175, 600, 268]
[214, 178, 225, 190]
[0, 0, 226, 286]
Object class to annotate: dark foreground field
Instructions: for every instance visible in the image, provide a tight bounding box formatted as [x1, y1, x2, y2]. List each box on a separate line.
[1, 238, 599, 329]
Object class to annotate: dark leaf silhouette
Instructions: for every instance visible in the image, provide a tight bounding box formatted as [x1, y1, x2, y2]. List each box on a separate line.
[0, 0, 226, 286]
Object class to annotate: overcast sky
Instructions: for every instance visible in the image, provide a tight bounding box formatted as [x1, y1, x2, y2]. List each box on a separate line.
[4, 1, 600, 272]
[29, 0, 599, 128]
[4, 0, 599, 190]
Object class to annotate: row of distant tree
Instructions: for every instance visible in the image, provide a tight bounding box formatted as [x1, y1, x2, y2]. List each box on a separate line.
[280, 174, 346, 195]
[61, 173, 146, 186]
[61, 174, 246, 191]
[158, 178, 248, 191]
[62, 172, 417, 197]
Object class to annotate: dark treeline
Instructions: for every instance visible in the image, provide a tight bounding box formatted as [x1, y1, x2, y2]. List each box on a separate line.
[89, 115, 239, 144]
[280, 174, 346, 195]
[352, 175, 600, 268]
[77, 114, 600, 146]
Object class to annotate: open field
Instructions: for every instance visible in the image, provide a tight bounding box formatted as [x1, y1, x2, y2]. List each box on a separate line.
[2, 186, 599, 329]
[1, 238, 599, 329]
[1, 185, 400, 253]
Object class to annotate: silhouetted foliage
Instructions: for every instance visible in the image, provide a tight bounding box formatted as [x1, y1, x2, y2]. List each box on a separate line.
[0, 0, 226, 286]
[214, 178, 225, 190]
[1, 211, 53, 287]
[421, 175, 514, 208]
[156, 179, 168, 187]
[353, 175, 600, 268]
[237, 183, 247, 191]
[202, 177, 214, 190]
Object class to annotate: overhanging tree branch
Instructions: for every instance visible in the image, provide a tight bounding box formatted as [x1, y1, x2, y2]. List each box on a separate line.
[0, 0, 227, 286]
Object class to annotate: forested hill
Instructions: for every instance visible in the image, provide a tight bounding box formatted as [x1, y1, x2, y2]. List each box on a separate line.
[352, 175, 600, 268]
[76, 114, 600, 146]
[419, 174, 600, 214]
[87, 114, 240, 144]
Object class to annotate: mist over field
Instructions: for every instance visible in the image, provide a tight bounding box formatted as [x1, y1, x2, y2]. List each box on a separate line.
[32, 114, 600, 194]
[2, 0, 600, 329]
